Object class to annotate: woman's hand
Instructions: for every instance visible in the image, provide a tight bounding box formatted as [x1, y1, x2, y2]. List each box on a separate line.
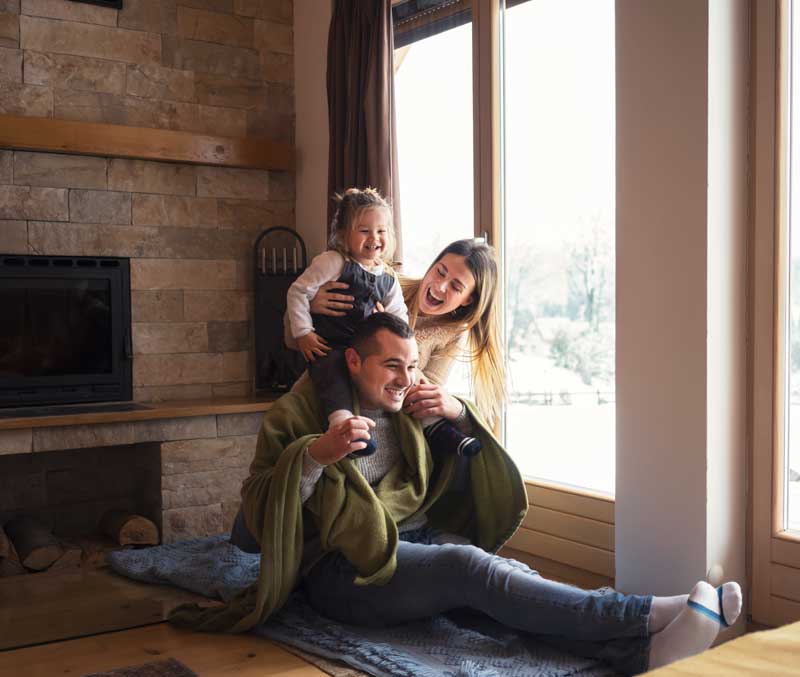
[297, 331, 330, 362]
[307, 416, 376, 465]
[310, 281, 354, 317]
[403, 382, 463, 421]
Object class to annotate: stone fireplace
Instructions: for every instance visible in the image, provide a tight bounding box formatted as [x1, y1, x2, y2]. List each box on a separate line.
[0, 0, 294, 554]
[0, 0, 296, 403]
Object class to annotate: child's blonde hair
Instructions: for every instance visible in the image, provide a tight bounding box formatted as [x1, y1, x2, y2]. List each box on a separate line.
[403, 239, 505, 426]
[328, 187, 395, 263]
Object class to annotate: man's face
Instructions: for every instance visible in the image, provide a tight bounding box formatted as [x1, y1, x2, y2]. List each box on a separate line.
[346, 329, 418, 412]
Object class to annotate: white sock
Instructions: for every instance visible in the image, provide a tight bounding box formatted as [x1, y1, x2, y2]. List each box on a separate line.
[648, 594, 688, 633]
[648, 581, 742, 670]
[328, 409, 353, 427]
[719, 581, 742, 626]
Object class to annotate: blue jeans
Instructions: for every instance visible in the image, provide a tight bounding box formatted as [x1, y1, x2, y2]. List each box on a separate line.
[304, 528, 652, 676]
[231, 516, 652, 675]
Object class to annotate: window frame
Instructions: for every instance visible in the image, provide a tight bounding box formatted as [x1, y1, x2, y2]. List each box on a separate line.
[751, 0, 800, 627]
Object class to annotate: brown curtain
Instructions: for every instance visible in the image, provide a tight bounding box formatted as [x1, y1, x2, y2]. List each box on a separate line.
[327, 0, 403, 263]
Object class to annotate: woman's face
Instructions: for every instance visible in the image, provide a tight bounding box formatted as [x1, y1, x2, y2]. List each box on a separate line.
[418, 253, 477, 316]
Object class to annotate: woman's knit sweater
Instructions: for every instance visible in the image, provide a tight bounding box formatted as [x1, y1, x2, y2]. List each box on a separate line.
[412, 313, 465, 385]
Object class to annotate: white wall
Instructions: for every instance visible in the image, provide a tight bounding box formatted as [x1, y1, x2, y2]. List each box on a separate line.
[616, 0, 747, 617]
[616, 0, 710, 595]
[294, 0, 332, 259]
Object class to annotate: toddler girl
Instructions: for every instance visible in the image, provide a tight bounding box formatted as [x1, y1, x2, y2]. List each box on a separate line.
[287, 187, 480, 457]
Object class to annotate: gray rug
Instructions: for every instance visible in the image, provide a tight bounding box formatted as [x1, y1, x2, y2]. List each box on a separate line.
[109, 536, 616, 677]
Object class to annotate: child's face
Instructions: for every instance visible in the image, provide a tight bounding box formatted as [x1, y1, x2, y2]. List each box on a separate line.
[347, 207, 390, 264]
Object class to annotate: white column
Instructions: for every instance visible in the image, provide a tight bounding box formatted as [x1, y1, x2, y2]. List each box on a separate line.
[615, 1, 747, 625]
[616, 0, 709, 595]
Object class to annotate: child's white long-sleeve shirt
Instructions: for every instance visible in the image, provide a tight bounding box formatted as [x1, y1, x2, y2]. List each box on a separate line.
[286, 250, 408, 339]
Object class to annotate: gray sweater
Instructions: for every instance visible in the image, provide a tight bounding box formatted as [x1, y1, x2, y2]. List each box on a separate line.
[300, 408, 427, 532]
[300, 406, 472, 532]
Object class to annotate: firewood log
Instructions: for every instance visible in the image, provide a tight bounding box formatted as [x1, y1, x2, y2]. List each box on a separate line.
[49, 541, 83, 571]
[0, 526, 24, 577]
[75, 537, 112, 569]
[99, 511, 159, 546]
[4, 517, 64, 571]
[0, 525, 9, 560]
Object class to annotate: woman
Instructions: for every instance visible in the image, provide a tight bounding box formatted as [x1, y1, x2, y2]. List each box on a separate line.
[309, 239, 504, 427]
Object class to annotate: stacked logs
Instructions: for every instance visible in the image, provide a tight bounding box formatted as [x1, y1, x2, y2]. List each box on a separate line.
[0, 511, 159, 577]
[0, 524, 24, 577]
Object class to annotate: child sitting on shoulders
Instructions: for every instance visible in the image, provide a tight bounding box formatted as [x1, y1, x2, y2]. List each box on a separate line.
[286, 187, 480, 458]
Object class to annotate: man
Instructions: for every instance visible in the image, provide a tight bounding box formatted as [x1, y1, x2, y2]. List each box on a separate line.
[173, 314, 741, 676]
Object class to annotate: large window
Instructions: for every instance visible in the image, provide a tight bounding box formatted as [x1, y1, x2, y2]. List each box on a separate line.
[394, 14, 474, 278]
[393, 0, 615, 493]
[392, 0, 615, 581]
[394, 4, 475, 397]
[503, 0, 615, 494]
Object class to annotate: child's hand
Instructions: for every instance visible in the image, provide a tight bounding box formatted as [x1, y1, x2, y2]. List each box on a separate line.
[297, 331, 329, 362]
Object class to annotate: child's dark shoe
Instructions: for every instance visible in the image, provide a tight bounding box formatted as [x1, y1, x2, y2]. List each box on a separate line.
[348, 436, 377, 458]
[424, 419, 482, 457]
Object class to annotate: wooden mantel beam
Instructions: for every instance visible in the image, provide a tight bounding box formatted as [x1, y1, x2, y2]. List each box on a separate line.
[0, 115, 294, 172]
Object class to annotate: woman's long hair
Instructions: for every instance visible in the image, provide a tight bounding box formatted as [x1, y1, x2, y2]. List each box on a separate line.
[403, 239, 505, 425]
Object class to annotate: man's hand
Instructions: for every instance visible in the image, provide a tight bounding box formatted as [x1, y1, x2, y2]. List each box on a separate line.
[403, 382, 462, 421]
[297, 331, 330, 362]
[307, 416, 376, 465]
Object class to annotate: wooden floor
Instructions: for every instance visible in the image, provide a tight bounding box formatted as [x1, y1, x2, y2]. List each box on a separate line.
[0, 568, 325, 676]
[0, 623, 326, 676]
[0, 556, 590, 677]
[0, 567, 210, 651]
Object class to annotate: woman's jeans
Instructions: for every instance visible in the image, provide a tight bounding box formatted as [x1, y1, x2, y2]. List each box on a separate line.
[231, 517, 652, 675]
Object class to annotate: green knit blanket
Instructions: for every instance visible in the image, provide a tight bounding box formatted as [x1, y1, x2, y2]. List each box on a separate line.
[169, 379, 527, 633]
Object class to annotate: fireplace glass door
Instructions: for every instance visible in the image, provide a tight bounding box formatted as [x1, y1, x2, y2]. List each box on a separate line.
[0, 255, 132, 408]
[2, 278, 113, 378]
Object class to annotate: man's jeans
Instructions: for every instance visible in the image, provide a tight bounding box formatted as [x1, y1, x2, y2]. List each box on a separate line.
[231, 516, 652, 675]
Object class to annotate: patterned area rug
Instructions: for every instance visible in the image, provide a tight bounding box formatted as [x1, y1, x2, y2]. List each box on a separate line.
[257, 595, 617, 677]
[275, 643, 370, 677]
[82, 658, 198, 677]
[109, 536, 618, 677]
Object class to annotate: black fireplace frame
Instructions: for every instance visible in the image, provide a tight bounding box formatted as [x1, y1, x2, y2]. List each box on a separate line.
[0, 254, 133, 408]
[70, 1, 123, 9]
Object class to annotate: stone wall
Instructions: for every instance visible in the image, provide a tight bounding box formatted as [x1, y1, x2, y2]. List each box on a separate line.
[0, 0, 295, 402]
[0, 0, 293, 140]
